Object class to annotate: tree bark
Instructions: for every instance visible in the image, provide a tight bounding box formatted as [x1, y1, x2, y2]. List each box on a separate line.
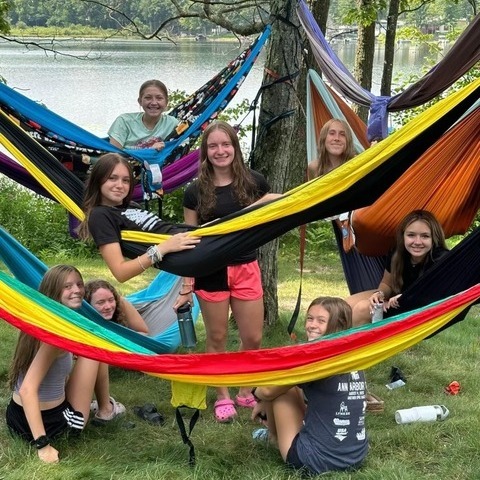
[352, 0, 376, 123]
[254, 0, 304, 325]
[381, 0, 400, 96]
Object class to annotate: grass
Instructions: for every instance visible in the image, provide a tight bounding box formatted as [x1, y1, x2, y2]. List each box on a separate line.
[0, 251, 479, 479]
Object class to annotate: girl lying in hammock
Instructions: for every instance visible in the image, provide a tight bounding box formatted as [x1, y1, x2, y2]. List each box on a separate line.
[346, 210, 449, 326]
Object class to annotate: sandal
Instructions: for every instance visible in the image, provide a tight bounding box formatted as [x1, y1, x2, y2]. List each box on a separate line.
[92, 397, 126, 424]
[133, 403, 165, 426]
[235, 394, 257, 409]
[214, 399, 237, 423]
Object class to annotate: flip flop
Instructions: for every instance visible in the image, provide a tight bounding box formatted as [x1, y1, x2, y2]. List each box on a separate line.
[133, 403, 166, 426]
[214, 399, 237, 423]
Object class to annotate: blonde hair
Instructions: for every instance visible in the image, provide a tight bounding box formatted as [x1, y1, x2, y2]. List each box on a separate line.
[8, 265, 83, 390]
[315, 119, 355, 176]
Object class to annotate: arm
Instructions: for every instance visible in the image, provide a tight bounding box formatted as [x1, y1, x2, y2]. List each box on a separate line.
[19, 343, 61, 463]
[109, 137, 123, 149]
[98, 233, 201, 283]
[369, 270, 393, 309]
[120, 297, 149, 334]
[252, 385, 293, 402]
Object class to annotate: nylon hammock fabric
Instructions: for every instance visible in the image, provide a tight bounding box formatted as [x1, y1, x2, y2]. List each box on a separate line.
[0, 266, 478, 386]
[1, 78, 479, 278]
[297, 0, 480, 141]
[0, 26, 270, 194]
[0, 227, 200, 354]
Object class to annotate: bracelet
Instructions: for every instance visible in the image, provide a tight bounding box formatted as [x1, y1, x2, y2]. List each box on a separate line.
[182, 283, 194, 287]
[33, 435, 50, 450]
[137, 256, 147, 271]
[146, 245, 163, 265]
[179, 290, 193, 295]
[374, 290, 384, 297]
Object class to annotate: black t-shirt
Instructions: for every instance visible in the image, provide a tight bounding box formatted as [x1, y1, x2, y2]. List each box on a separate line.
[183, 169, 270, 224]
[386, 246, 449, 291]
[183, 169, 270, 267]
[88, 205, 188, 256]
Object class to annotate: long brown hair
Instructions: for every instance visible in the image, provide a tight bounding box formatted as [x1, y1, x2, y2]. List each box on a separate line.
[306, 296, 352, 336]
[78, 153, 134, 239]
[390, 210, 447, 293]
[84, 279, 127, 326]
[315, 119, 355, 176]
[196, 121, 259, 221]
[8, 265, 83, 390]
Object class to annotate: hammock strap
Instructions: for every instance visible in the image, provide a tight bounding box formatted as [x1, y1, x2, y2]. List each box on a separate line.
[287, 222, 306, 338]
[175, 406, 200, 467]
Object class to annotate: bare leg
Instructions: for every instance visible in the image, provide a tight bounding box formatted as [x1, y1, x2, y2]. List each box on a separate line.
[231, 297, 264, 397]
[66, 357, 101, 421]
[199, 297, 231, 401]
[269, 387, 306, 461]
[345, 290, 376, 327]
[94, 363, 113, 418]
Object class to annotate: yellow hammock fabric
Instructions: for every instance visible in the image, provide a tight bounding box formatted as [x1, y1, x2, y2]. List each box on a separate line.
[0, 268, 479, 387]
[1, 79, 478, 249]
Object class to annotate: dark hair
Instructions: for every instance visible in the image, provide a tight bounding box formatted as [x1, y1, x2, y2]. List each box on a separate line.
[84, 279, 126, 326]
[390, 210, 447, 293]
[315, 118, 355, 176]
[138, 79, 169, 103]
[306, 296, 352, 335]
[196, 121, 258, 221]
[79, 153, 134, 239]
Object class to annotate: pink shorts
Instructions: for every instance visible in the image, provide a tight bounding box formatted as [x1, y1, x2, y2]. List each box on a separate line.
[195, 261, 263, 302]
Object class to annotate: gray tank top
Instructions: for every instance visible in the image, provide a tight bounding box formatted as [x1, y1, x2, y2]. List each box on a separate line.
[15, 352, 73, 402]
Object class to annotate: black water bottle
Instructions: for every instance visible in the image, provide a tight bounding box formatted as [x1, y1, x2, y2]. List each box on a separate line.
[177, 303, 197, 349]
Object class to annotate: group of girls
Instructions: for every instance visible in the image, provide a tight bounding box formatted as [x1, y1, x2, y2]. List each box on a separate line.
[5, 79, 450, 475]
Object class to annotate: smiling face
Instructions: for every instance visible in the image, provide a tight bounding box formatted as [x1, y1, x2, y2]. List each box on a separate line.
[100, 163, 131, 206]
[403, 219, 433, 264]
[325, 120, 347, 160]
[205, 129, 235, 171]
[305, 304, 330, 341]
[138, 85, 168, 122]
[90, 287, 117, 320]
[60, 271, 85, 310]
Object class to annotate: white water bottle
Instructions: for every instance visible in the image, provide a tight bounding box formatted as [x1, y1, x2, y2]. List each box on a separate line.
[395, 405, 449, 424]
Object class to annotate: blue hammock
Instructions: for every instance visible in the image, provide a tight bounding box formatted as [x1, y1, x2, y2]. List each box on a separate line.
[0, 226, 199, 354]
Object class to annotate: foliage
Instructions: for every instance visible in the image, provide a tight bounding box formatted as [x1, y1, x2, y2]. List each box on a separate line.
[0, 177, 96, 260]
[0, 0, 11, 33]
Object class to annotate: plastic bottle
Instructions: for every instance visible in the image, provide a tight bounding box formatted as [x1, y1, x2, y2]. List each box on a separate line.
[177, 303, 197, 349]
[395, 405, 449, 424]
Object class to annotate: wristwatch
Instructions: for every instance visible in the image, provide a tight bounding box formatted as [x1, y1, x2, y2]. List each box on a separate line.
[34, 435, 50, 449]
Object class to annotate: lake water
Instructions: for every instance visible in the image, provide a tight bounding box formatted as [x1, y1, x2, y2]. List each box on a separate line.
[0, 38, 443, 136]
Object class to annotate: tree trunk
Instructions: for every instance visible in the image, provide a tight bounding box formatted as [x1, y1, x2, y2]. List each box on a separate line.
[352, 0, 376, 123]
[381, 0, 400, 97]
[254, 0, 304, 326]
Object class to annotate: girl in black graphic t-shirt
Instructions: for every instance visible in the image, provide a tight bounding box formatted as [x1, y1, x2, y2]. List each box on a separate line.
[79, 153, 200, 283]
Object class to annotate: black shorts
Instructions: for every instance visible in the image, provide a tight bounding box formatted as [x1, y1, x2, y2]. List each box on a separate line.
[6, 398, 84, 443]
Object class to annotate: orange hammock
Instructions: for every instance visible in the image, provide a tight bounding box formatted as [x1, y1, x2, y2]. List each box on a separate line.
[309, 72, 370, 150]
[353, 106, 480, 256]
